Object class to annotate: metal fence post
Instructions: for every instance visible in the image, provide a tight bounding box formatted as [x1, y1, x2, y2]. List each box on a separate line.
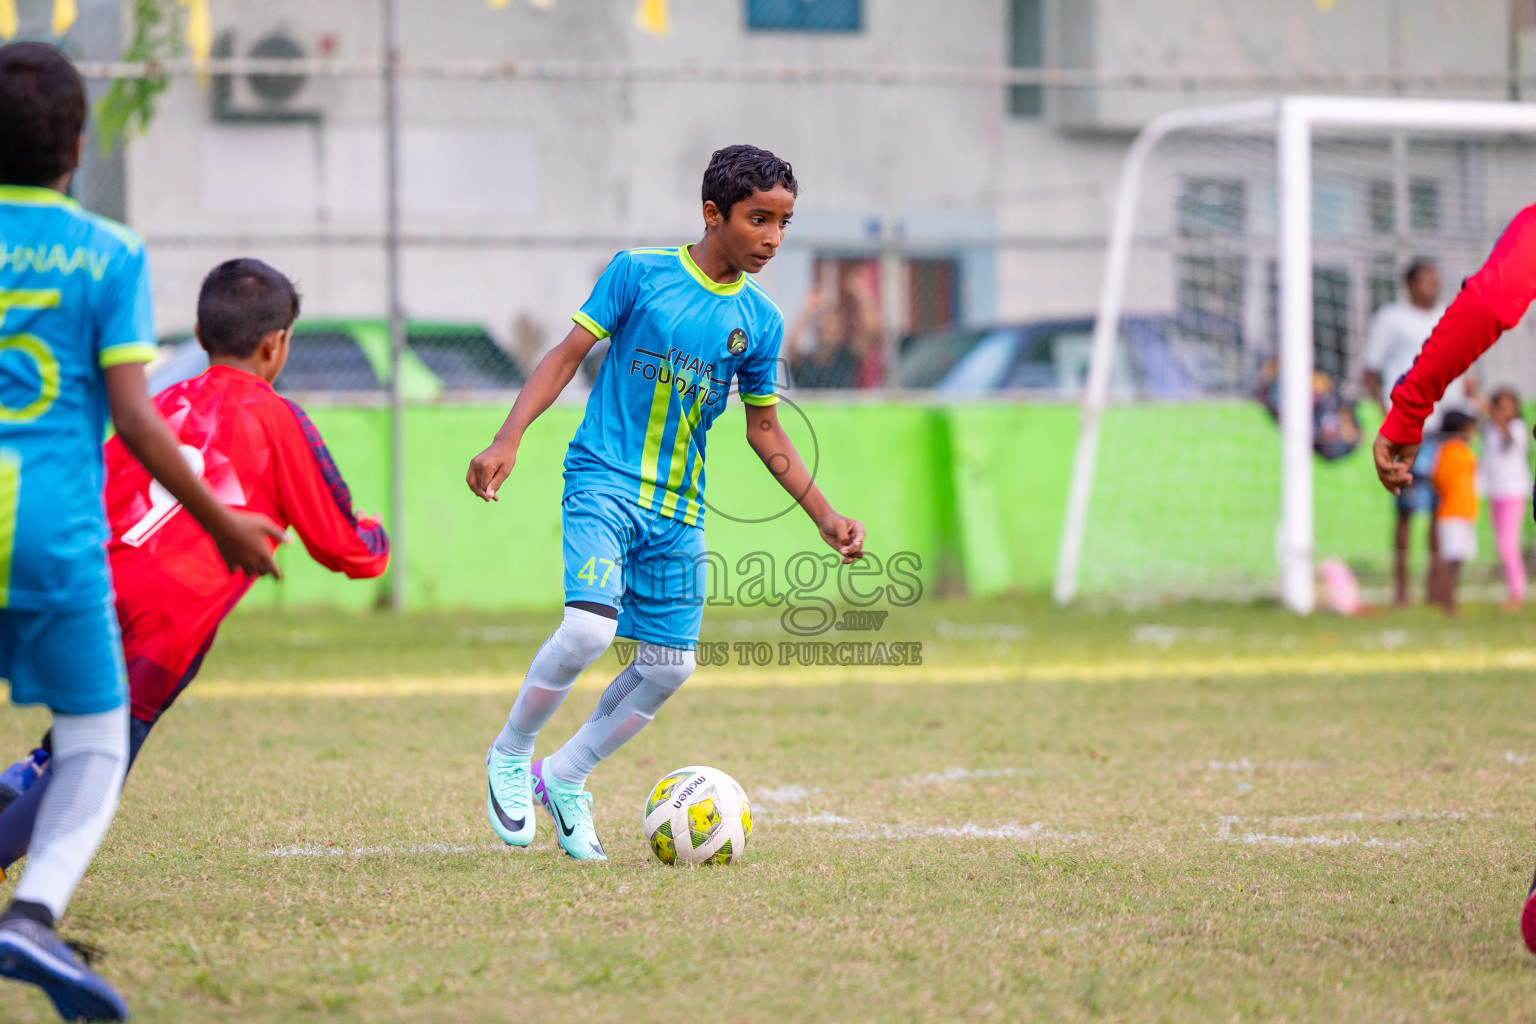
[383, 0, 406, 611]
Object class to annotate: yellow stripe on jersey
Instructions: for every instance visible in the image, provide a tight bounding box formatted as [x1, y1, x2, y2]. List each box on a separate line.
[657, 377, 703, 518]
[99, 341, 157, 368]
[571, 311, 610, 341]
[0, 449, 19, 607]
[637, 375, 674, 511]
[673, 386, 708, 524]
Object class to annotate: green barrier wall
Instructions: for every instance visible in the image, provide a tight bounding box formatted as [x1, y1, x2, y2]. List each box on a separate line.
[247, 399, 1476, 610]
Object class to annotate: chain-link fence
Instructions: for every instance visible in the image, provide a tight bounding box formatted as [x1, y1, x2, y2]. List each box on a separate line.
[22, 0, 1536, 605]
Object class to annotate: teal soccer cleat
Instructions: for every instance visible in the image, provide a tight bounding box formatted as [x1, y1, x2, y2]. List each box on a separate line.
[485, 750, 536, 848]
[530, 759, 607, 861]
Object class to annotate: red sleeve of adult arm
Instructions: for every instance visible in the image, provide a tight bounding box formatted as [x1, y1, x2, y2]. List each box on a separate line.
[1381, 204, 1536, 446]
[270, 397, 391, 579]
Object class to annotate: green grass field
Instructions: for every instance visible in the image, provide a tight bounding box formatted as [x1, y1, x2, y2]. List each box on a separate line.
[5, 598, 1536, 1022]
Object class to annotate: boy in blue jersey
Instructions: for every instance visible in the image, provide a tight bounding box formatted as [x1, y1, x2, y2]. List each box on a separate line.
[0, 44, 283, 1021]
[467, 145, 865, 861]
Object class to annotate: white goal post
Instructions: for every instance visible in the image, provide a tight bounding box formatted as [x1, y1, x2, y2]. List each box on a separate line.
[1053, 96, 1536, 614]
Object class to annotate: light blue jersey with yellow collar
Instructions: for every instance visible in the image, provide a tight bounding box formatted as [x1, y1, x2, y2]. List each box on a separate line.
[564, 245, 784, 527]
[0, 185, 157, 610]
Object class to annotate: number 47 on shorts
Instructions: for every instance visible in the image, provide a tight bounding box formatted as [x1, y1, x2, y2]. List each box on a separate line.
[577, 557, 617, 589]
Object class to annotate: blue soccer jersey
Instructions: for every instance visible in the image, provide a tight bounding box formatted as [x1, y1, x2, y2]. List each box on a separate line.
[0, 185, 157, 610]
[564, 245, 784, 527]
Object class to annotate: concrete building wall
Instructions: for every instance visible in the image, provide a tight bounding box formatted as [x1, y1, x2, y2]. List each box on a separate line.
[121, 0, 1530, 378]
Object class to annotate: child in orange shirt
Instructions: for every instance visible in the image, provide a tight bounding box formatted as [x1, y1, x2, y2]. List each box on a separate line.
[1431, 410, 1480, 614]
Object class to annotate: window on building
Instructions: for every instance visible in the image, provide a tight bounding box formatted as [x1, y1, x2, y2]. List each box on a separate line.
[1369, 253, 1398, 313]
[1369, 180, 1394, 235]
[1178, 178, 1246, 236]
[1366, 177, 1441, 234]
[1178, 255, 1247, 325]
[1008, 0, 1044, 117]
[1176, 179, 1247, 347]
[1409, 179, 1440, 232]
[746, 0, 861, 32]
[908, 259, 960, 335]
[1262, 261, 1352, 382]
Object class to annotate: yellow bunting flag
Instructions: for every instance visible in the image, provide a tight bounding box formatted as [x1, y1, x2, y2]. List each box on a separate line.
[529, 0, 554, 8]
[0, 0, 17, 42]
[634, 0, 670, 36]
[487, 0, 512, 8]
[51, 0, 77, 37]
[1315, 0, 1334, 9]
[179, 0, 212, 65]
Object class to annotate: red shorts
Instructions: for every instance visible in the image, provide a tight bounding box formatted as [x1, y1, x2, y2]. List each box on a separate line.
[116, 578, 249, 724]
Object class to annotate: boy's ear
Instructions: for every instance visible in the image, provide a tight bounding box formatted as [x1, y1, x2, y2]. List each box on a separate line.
[703, 200, 724, 228]
[193, 323, 209, 352]
[261, 327, 290, 358]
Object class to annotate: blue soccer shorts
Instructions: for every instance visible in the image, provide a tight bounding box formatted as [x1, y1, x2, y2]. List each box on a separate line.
[561, 490, 707, 650]
[1, 600, 128, 715]
[1395, 438, 1441, 517]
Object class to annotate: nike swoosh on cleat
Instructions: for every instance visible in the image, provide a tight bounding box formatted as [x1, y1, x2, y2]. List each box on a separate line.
[553, 803, 576, 837]
[488, 783, 526, 833]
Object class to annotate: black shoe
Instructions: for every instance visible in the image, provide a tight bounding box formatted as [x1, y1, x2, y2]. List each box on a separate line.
[0, 916, 129, 1021]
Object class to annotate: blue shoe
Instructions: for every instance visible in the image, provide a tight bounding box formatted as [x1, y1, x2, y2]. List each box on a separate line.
[485, 750, 536, 848]
[0, 916, 129, 1021]
[530, 759, 606, 861]
[0, 749, 49, 813]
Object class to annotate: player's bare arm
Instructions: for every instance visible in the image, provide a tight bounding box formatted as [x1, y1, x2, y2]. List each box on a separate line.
[743, 401, 865, 563]
[1360, 369, 1384, 408]
[467, 324, 600, 502]
[105, 362, 286, 577]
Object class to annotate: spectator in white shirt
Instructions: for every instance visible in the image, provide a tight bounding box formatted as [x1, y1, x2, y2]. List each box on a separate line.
[1481, 387, 1532, 609]
[1361, 259, 1478, 606]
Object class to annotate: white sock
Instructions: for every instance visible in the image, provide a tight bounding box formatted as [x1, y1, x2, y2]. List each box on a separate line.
[14, 706, 129, 922]
[491, 606, 617, 760]
[545, 644, 695, 788]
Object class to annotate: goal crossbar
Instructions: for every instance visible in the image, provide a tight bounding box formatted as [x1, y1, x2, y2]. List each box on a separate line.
[1053, 95, 1536, 613]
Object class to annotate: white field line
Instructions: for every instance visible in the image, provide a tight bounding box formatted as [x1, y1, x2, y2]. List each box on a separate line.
[1208, 809, 1492, 848]
[1506, 751, 1536, 765]
[754, 784, 821, 804]
[179, 646, 1536, 700]
[903, 766, 1035, 785]
[268, 842, 491, 858]
[763, 810, 1085, 842]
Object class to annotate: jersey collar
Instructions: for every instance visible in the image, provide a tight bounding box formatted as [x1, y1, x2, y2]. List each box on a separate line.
[204, 363, 275, 390]
[0, 185, 81, 210]
[678, 245, 747, 297]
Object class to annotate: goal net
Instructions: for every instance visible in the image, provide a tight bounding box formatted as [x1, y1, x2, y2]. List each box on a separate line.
[1055, 98, 1536, 610]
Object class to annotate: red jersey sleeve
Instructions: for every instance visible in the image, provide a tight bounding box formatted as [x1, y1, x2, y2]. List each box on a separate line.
[1381, 204, 1536, 445]
[268, 398, 391, 578]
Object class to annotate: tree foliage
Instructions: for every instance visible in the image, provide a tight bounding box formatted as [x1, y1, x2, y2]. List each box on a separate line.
[96, 0, 182, 149]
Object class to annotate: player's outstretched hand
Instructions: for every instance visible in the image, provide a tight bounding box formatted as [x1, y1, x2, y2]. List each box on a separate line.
[212, 509, 288, 578]
[467, 441, 517, 502]
[818, 512, 866, 564]
[1372, 433, 1419, 496]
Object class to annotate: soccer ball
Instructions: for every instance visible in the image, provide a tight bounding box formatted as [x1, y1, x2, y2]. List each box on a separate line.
[643, 765, 752, 865]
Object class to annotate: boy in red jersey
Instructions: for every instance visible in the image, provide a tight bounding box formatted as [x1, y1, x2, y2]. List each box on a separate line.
[0, 258, 390, 873]
[1370, 202, 1536, 953]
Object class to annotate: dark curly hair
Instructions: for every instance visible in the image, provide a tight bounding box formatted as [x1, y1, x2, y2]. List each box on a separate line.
[0, 42, 86, 187]
[701, 144, 797, 220]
